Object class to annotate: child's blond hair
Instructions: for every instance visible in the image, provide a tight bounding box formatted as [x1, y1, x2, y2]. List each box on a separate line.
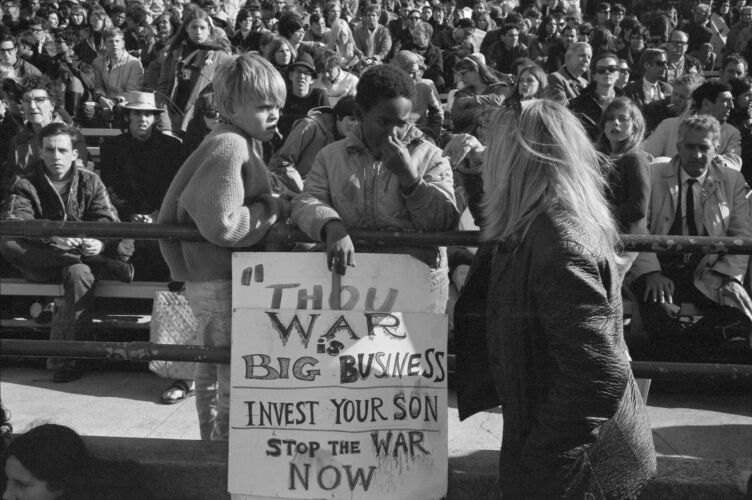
[213, 54, 286, 117]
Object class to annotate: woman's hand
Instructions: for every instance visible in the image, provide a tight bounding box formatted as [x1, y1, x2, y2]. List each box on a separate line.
[381, 134, 419, 188]
[324, 220, 355, 275]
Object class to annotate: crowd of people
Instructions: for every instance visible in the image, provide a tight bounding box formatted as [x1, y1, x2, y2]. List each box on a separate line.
[1, 0, 752, 495]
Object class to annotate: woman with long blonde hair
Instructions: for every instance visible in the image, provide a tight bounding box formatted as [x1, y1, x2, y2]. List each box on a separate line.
[454, 99, 656, 499]
[327, 18, 363, 72]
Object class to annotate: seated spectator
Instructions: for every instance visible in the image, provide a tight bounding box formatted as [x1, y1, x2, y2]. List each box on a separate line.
[1, 123, 133, 382]
[4, 75, 87, 194]
[327, 18, 364, 73]
[304, 12, 331, 44]
[545, 23, 578, 73]
[642, 73, 705, 135]
[645, 81, 742, 170]
[719, 52, 748, 83]
[123, 4, 155, 63]
[407, 21, 444, 90]
[666, 30, 704, 81]
[292, 64, 459, 312]
[74, 7, 113, 66]
[528, 15, 560, 67]
[311, 50, 358, 106]
[623, 48, 673, 108]
[629, 114, 752, 359]
[269, 95, 357, 193]
[182, 90, 220, 155]
[486, 23, 529, 74]
[278, 52, 330, 140]
[450, 53, 510, 134]
[570, 51, 624, 141]
[590, 25, 618, 57]
[616, 58, 631, 90]
[546, 41, 591, 105]
[697, 42, 717, 71]
[390, 50, 443, 140]
[231, 8, 265, 53]
[617, 23, 648, 81]
[505, 62, 548, 107]
[353, 4, 392, 65]
[91, 28, 144, 125]
[0, 34, 43, 79]
[727, 77, 752, 184]
[277, 12, 316, 57]
[263, 36, 296, 82]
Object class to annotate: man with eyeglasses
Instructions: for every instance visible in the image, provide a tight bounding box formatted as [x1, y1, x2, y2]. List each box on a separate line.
[624, 48, 673, 108]
[665, 30, 703, 81]
[570, 51, 624, 141]
[687, 2, 714, 54]
[595, 2, 610, 28]
[1, 0, 23, 33]
[0, 34, 42, 79]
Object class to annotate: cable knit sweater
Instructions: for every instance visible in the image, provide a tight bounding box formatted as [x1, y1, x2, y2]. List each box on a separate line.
[158, 122, 281, 282]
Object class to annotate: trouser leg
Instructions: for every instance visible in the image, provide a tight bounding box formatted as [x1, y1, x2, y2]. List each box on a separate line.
[48, 263, 96, 370]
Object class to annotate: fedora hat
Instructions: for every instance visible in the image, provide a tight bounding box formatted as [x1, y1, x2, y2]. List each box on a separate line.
[289, 52, 317, 78]
[122, 91, 163, 112]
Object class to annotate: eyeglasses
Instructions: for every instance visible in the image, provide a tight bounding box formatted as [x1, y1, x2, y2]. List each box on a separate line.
[204, 110, 219, 118]
[30, 27, 43, 32]
[669, 39, 688, 45]
[594, 66, 619, 74]
[22, 95, 50, 105]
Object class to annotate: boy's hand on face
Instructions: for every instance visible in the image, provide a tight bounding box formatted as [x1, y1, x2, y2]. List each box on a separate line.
[382, 133, 419, 188]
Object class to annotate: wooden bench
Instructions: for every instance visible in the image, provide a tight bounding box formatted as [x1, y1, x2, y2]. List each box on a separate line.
[81, 128, 122, 168]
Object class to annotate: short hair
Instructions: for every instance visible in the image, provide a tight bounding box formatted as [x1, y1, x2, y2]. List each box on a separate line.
[391, 49, 426, 71]
[722, 52, 748, 72]
[667, 28, 688, 42]
[16, 74, 61, 107]
[315, 49, 342, 71]
[213, 53, 286, 117]
[39, 122, 81, 145]
[3, 424, 90, 498]
[728, 77, 751, 98]
[277, 12, 304, 38]
[678, 114, 721, 147]
[102, 27, 124, 41]
[565, 41, 591, 59]
[355, 64, 415, 113]
[333, 94, 356, 120]
[0, 34, 17, 47]
[456, 18, 475, 29]
[126, 4, 149, 24]
[499, 22, 519, 35]
[639, 48, 666, 69]
[523, 6, 541, 19]
[598, 97, 645, 155]
[671, 72, 704, 92]
[692, 81, 732, 109]
[591, 50, 618, 69]
[612, 3, 625, 14]
[365, 3, 379, 14]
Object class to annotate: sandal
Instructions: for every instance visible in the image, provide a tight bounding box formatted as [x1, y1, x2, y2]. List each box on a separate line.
[159, 380, 195, 405]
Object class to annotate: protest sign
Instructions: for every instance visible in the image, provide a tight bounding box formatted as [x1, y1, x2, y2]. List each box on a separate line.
[229, 254, 448, 499]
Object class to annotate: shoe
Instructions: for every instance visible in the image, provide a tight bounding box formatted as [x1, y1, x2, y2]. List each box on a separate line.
[52, 365, 84, 383]
[159, 380, 195, 404]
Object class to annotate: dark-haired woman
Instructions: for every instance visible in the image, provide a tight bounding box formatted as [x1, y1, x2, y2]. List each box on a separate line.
[292, 64, 459, 313]
[157, 8, 231, 134]
[450, 54, 511, 134]
[528, 15, 559, 66]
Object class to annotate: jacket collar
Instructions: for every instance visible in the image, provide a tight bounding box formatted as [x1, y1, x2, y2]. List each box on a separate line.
[663, 156, 723, 205]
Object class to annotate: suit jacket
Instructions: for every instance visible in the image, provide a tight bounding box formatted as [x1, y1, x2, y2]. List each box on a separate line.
[352, 24, 392, 61]
[623, 79, 674, 109]
[630, 157, 752, 318]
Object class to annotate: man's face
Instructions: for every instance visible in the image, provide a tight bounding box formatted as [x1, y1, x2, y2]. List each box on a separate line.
[703, 90, 734, 122]
[502, 28, 519, 49]
[644, 54, 668, 82]
[290, 67, 313, 97]
[561, 27, 577, 47]
[597, 8, 609, 23]
[670, 84, 692, 112]
[365, 11, 378, 28]
[667, 33, 688, 60]
[677, 127, 716, 177]
[408, 11, 421, 28]
[693, 4, 710, 24]
[412, 29, 429, 48]
[610, 10, 623, 24]
[742, 8, 752, 25]
[3, 2, 19, 20]
[128, 109, 156, 140]
[566, 46, 592, 74]
[616, 62, 630, 87]
[0, 41, 17, 65]
[421, 7, 431, 20]
[41, 133, 77, 182]
[722, 61, 747, 82]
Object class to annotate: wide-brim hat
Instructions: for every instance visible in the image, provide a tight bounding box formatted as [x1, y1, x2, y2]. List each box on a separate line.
[290, 52, 317, 78]
[122, 91, 163, 112]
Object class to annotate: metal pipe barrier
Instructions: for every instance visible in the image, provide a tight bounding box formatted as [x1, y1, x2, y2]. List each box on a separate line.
[2, 220, 752, 253]
[2, 340, 751, 381]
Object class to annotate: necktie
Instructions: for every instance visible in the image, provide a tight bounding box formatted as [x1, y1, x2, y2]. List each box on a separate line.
[686, 179, 697, 236]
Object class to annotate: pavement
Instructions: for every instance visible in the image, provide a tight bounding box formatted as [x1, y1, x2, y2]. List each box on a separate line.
[1, 364, 752, 499]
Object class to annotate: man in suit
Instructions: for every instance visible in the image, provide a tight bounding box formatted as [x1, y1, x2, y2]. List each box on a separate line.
[546, 41, 591, 105]
[630, 114, 752, 358]
[624, 48, 674, 109]
[353, 4, 392, 64]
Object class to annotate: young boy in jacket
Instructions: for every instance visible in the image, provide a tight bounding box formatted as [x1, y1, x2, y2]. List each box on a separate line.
[158, 53, 289, 441]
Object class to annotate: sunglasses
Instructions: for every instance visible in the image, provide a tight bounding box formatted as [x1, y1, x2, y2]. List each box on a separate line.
[595, 65, 619, 74]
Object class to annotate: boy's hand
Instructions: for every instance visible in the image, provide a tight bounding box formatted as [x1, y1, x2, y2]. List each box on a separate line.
[50, 236, 83, 250]
[382, 134, 419, 188]
[324, 220, 355, 275]
[79, 238, 104, 256]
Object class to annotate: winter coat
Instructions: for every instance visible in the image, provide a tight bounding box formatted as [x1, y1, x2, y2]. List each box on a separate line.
[455, 209, 656, 499]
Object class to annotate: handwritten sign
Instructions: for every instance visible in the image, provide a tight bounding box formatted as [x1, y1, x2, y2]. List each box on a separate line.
[229, 254, 448, 500]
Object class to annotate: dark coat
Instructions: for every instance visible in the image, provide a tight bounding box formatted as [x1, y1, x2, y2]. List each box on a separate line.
[623, 79, 674, 109]
[455, 209, 656, 500]
[569, 83, 626, 141]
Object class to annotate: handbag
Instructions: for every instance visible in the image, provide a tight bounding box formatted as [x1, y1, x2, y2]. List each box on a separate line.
[149, 291, 198, 380]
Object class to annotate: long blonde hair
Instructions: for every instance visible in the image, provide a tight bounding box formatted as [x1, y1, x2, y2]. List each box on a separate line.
[482, 99, 621, 261]
[328, 19, 355, 59]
